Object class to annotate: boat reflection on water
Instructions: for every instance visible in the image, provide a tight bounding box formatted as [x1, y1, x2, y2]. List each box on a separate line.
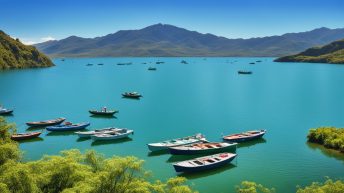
[237, 138, 266, 148]
[46, 130, 78, 137]
[16, 137, 44, 143]
[166, 154, 203, 163]
[90, 114, 117, 119]
[178, 163, 237, 180]
[91, 138, 132, 146]
[147, 150, 169, 157]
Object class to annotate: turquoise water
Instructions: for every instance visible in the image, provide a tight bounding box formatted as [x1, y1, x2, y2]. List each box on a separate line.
[0, 57, 343, 192]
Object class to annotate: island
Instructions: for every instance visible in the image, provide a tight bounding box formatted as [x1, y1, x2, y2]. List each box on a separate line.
[0, 30, 54, 69]
[307, 127, 344, 153]
[275, 39, 344, 64]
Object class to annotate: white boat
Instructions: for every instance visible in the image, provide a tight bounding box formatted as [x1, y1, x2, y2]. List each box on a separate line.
[173, 153, 237, 173]
[91, 129, 134, 141]
[75, 127, 123, 138]
[147, 133, 206, 152]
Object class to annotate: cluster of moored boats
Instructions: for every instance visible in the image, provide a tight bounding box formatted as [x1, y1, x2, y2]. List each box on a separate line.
[147, 130, 266, 173]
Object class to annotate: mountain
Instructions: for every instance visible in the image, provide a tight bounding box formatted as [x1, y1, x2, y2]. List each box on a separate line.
[275, 39, 344, 64]
[35, 24, 344, 57]
[0, 30, 54, 69]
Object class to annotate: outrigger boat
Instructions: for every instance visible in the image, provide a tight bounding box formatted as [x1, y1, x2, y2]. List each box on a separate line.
[173, 153, 237, 173]
[91, 129, 134, 141]
[223, 130, 266, 142]
[168, 142, 237, 155]
[75, 127, 124, 138]
[46, 122, 90, 131]
[11, 132, 41, 141]
[147, 134, 206, 152]
[26, 117, 66, 127]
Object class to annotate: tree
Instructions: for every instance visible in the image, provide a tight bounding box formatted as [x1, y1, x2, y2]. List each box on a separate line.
[236, 181, 275, 193]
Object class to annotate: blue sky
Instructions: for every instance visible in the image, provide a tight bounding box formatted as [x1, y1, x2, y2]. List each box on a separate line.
[1, 0, 343, 44]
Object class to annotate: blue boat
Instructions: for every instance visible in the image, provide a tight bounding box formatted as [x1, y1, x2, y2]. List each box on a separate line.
[46, 122, 90, 131]
[173, 153, 237, 173]
[223, 130, 266, 142]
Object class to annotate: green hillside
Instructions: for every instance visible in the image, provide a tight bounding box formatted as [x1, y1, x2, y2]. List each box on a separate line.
[0, 30, 54, 69]
[275, 39, 344, 64]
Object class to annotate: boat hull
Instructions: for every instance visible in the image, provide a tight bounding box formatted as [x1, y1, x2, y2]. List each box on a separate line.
[0, 109, 13, 115]
[26, 118, 66, 127]
[173, 155, 236, 173]
[46, 123, 90, 131]
[169, 144, 237, 155]
[223, 132, 265, 143]
[148, 140, 204, 152]
[11, 132, 41, 141]
[91, 131, 133, 141]
[89, 110, 117, 116]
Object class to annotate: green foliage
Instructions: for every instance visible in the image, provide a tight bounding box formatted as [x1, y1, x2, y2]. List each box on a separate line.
[307, 127, 344, 152]
[0, 117, 196, 193]
[296, 179, 344, 193]
[236, 181, 275, 193]
[0, 117, 20, 165]
[0, 30, 54, 69]
[275, 39, 344, 64]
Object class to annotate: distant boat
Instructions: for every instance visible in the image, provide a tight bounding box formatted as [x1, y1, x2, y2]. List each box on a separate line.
[117, 62, 132, 65]
[181, 60, 188, 64]
[249, 62, 255, 64]
[156, 61, 164, 64]
[97, 63, 104, 65]
[168, 142, 237, 155]
[11, 132, 42, 141]
[147, 134, 206, 152]
[46, 122, 90, 131]
[0, 107, 13, 115]
[91, 129, 134, 141]
[61, 59, 65, 61]
[148, 67, 157, 71]
[238, 70, 252, 74]
[86, 63, 93, 66]
[172, 153, 237, 173]
[256, 60, 262, 62]
[26, 117, 66, 127]
[89, 109, 118, 116]
[75, 127, 124, 138]
[142, 62, 147, 64]
[122, 92, 142, 98]
[223, 130, 266, 142]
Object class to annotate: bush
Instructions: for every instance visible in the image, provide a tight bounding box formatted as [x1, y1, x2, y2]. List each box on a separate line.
[307, 127, 344, 152]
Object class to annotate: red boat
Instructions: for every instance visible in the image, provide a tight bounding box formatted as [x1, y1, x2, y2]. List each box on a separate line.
[11, 132, 42, 141]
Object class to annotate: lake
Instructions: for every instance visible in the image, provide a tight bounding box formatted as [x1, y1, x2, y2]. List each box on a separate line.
[0, 57, 343, 193]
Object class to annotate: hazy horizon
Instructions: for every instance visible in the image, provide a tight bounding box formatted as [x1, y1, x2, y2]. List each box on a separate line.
[1, 0, 343, 45]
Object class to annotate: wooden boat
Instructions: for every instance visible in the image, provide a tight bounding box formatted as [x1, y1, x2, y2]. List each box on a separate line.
[91, 129, 134, 141]
[122, 92, 142, 98]
[11, 132, 41, 141]
[75, 127, 123, 138]
[86, 63, 93, 66]
[168, 142, 237, 155]
[223, 130, 266, 142]
[89, 109, 118, 116]
[156, 61, 164, 64]
[97, 63, 104, 65]
[181, 60, 188, 64]
[147, 134, 206, 152]
[249, 62, 255, 64]
[26, 117, 66, 127]
[0, 108, 13, 115]
[238, 70, 252, 74]
[173, 153, 237, 173]
[148, 67, 157, 71]
[46, 122, 90, 131]
[256, 60, 262, 62]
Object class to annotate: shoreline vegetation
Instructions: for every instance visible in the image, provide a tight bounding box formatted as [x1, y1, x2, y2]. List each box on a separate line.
[0, 30, 54, 70]
[0, 117, 343, 192]
[275, 39, 344, 64]
[307, 127, 344, 153]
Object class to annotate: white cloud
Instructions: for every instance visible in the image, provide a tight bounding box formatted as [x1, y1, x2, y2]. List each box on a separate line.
[21, 40, 38, 45]
[40, 36, 55, 42]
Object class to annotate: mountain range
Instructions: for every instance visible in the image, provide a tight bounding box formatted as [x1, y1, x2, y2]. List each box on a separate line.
[275, 39, 344, 64]
[0, 30, 54, 69]
[35, 24, 344, 57]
